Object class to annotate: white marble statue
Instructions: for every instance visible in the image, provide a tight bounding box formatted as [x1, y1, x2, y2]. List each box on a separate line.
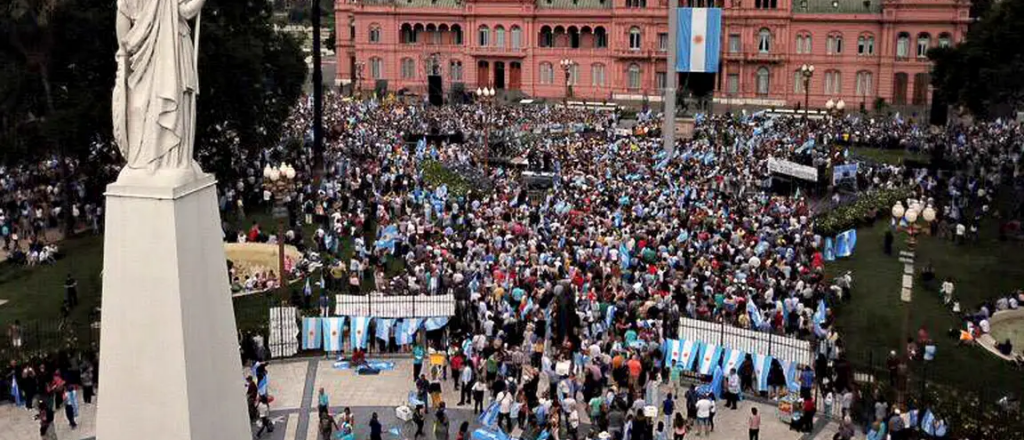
[113, 0, 206, 184]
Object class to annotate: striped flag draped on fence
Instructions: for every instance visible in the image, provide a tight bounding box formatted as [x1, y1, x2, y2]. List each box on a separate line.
[396, 318, 422, 346]
[322, 317, 346, 352]
[350, 316, 372, 349]
[753, 354, 773, 392]
[302, 317, 322, 350]
[722, 348, 745, 375]
[424, 317, 449, 331]
[698, 344, 723, 375]
[375, 318, 394, 342]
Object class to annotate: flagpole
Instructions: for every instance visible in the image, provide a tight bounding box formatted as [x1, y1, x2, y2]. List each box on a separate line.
[664, 1, 678, 155]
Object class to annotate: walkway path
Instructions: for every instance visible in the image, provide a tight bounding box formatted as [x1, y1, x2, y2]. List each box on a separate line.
[0, 358, 846, 440]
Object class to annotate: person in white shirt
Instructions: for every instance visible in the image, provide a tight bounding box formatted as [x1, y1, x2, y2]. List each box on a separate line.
[695, 396, 714, 436]
[941, 278, 955, 305]
[495, 389, 514, 432]
[726, 369, 741, 409]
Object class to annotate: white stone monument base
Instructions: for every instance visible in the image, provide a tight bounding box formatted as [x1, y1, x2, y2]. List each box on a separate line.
[97, 174, 250, 440]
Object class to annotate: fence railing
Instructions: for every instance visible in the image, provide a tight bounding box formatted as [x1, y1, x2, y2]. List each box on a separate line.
[678, 318, 814, 366]
[0, 320, 99, 362]
[333, 293, 455, 318]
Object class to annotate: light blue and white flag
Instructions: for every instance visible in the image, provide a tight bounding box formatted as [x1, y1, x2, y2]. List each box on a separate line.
[753, 354, 773, 392]
[835, 229, 857, 258]
[675, 8, 722, 73]
[477, 402, 500, 428]
[350, 316, 372, 349]
[302, 317, 322, 350]
[472, 428, 510, 440]
[782, 360, 799, 392]
[321, 317, 346, 352]
[746, 301, 764, 329]
[424, 317, 449, 331]
[375, 318, 394, 342]
[619, 243, 631, 270]
[824, 237, 835, 262]
[814, 300, 827, 325]
[376, 225, 399, 252]
[396, 318, 422, 346]
[710, 365, 725, 398]
[679, 339, 701, 371]
[722, 348, 745, 376]
[11, 376, 22, 407]
[698, 343, 723, 375]
[304, 278, 312, 297]
[663, 338, 683, 367]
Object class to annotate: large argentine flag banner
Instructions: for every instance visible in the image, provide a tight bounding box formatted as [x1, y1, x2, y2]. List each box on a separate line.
[676, 8, 723, 73]
[697, 343, 723, 375]
[350, 316, 372, 349]
[322, 317, 346, 352]
[752, 354, 773, 392]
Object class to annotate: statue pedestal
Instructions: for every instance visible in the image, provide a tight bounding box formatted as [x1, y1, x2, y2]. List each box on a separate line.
[97, 174, 250, 440]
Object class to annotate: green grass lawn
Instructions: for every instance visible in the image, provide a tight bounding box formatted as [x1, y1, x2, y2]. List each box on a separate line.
[827, 220, 1024, 394]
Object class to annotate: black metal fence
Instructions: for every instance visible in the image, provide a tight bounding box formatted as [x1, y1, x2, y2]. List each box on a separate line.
[836, 348, 1023, 439]
[0, 320, 99, 362]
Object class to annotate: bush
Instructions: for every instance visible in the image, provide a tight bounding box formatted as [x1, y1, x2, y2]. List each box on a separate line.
[421, 160, 479, 198]
[814, 187, 913, 237]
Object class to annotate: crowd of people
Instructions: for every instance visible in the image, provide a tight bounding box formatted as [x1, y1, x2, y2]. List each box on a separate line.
[4, 88, 1023, 439]
[241, 92, 1023, 440]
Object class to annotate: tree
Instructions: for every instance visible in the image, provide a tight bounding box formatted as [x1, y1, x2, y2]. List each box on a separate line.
[1, 0, 307, 184]
[930, 0, 1024, 118]
[193, 0, 308, 179]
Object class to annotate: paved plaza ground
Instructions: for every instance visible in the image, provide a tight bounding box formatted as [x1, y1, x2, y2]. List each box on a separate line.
[0, 358, 846, 440]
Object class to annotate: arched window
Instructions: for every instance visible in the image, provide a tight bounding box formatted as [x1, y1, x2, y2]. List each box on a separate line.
[826, 32, 843, 55]
[569, 26, 580, 49]
[758, 28, 771, 53]
[857, 34, 874, 55]
[428, 24, 441, 45]
[591, 63, 606, 86]
[452, 24, 463, 45]
[795, 32, 811, 54]
[478, 25, 490, 47]
[401, 58, 416, 79]
[896, 32, 910, 59]
[855, 70, 873, 98]
[824, 70, 841, 95]
[539, 62, 554, 84]
[400, 23, 414, 44]
[756, 67, 770, 95]
[370, 57, 384, 80]
[627, 63, 641, 89]
[629, 27, 642, 50]
[450, 60, 463, 81]
[539, 26, 554, 48]
[595, 27, 608, 48]
[916, 33, 931, 58]
[938, 32, 952, 48]
[754, 0, 777, 8]
[511, 26, 522, 49]
[913, 72, 930, 105]
[569, 63, 579, 86]
[495, 26, 506, 48]
[369, 24, 381, 43]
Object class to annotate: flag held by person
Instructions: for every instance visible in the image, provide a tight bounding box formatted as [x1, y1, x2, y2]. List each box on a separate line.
[477, 402, 500, 428]
[350, 316, 371, 349]
[675, 8, 722, 73]
[322, 317, 346, 352]
[835, 229, 857, 258]
[302, 317, 322, 350]
[824, 237, 836, 261]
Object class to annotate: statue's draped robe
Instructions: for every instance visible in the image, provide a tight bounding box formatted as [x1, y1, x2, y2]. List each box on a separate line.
[113, 0, 198, 170]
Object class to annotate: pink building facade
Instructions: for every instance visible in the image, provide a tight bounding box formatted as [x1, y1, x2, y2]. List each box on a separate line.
[334, 0, 970, 108]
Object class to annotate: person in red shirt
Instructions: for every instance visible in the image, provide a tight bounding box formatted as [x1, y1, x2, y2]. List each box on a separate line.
[801, 396, 816, 433]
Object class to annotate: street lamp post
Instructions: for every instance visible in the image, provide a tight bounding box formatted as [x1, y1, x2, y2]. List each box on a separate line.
[560, 58, 574, 104]
[263, 163, 298, 298]
[800, 64, 815, 119]
[890, 200, 937, 408]
[475, 87, 496, 170]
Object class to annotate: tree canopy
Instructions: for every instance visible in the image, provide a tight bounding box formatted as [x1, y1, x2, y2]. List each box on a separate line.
[930, 0, 1024, 118]
[1, 0, 307, 179]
